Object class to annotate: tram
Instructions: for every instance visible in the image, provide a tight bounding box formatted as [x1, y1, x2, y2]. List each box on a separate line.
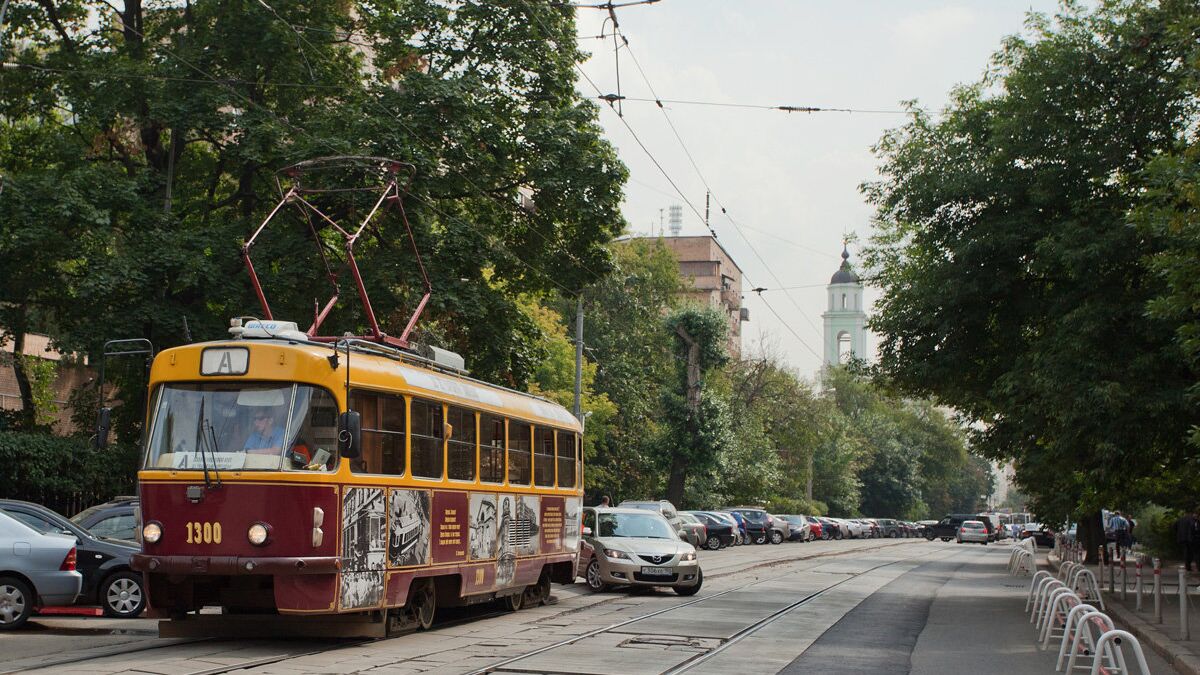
[130, 324, 583, 636]
[127, 157, 584, 637]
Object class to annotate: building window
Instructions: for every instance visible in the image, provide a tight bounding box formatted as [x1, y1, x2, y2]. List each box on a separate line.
[508, 421, 531, 486]
[534, 427, 555, 487]
[446, 406, 475, 481]
[410, 399, 444, 479]
[842, 293, 847, 309]
[480, 414, 504, 484]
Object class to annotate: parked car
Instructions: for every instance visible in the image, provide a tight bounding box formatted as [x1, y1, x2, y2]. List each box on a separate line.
[0, 499, 145, 618]
[723, 508, 775, 545]
[618, 500, 689, 542]
[1020, 523, 1056, 548]
[577, 507, 702, 596]
[957, 520, 989, 545]
[842, 519, 866, 539]
[863, 518, 882, 538]
[820, 517, 848, 540]
[875, 518, 903, 538]
[70, 497, 139, 543]
[765, 514, 790, 544]
[675, 512, 707, 548]
[0, 511, 82, 629]
[701, 511, 743, 546]
[686, 511, 735, 550]
[916, 520, 938, 538]
[777, 515, 810, 541]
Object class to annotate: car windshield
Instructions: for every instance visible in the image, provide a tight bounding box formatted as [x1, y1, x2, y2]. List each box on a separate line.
[597, 513, 675, 539]
[145, 382, 339, 472]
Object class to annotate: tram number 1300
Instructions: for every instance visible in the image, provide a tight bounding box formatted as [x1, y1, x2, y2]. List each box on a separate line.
[185, 521, 223, 544]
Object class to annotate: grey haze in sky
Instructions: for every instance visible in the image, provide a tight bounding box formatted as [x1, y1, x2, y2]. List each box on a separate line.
[576, 1, 1061, 375]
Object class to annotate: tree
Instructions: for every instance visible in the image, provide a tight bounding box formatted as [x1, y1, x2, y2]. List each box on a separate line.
[0, 0, 627, 433]
[862, 1, 1199, 557]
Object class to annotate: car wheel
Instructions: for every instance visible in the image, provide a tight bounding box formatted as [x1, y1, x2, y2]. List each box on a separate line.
[890, 531, 899, 538]
[0, 577, 33, 630]
[705, 536, 721, 551]
[956, 538, 962, 543]
[982, 541, 988, 546]
[101, 571, 146, 618]
[941, 537, 951, 542]
[836, 531, 843, 540]
[585, 558, 609, 593]
[770, 530, 783, 545]
[675, 568, 702, 597]
[753, 533, 767, 545]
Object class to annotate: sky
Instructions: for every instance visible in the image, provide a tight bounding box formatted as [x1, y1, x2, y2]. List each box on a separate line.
[574, 1, 1063, 376]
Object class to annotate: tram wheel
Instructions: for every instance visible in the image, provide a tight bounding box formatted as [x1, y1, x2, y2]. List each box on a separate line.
[531, 570, 552, 606]
[504, 588, 524, 611]
[409, 578, 436, 630]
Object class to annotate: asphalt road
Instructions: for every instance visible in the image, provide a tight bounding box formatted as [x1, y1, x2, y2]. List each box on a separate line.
[0, 538, 1174, 674]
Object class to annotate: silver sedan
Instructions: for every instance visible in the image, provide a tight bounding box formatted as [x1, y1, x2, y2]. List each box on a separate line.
[0, 512, 82, 629]
[577, 507, 702, 596]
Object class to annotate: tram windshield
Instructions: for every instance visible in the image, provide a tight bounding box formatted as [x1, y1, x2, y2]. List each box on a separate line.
[145, 383, 339, 472]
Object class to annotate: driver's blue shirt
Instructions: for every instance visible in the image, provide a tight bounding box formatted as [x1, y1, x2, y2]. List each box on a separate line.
[244, 426, 285, 451]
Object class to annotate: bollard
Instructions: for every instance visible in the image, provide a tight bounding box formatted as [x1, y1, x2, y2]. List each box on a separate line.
[1136, 557, 1144, 612]
[1154, 558, 1163, 624]
[1121, 554, 1127, 601]
[1108, 549, 1116, 594]
[1180, 566, 1190, 641]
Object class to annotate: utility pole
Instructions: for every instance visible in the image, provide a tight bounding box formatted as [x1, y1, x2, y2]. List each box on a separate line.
[704, 191, 710, 231]
[573, 293, 584, 421]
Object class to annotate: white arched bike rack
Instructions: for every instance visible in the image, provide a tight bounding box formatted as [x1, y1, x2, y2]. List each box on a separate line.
[1065, 610, 1116, 674]
[1088, 629, 1151, 675]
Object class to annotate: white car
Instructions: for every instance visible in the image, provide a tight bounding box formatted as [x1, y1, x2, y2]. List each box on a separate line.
[957, 520, 989, 545]
[845, 519, 869, 539]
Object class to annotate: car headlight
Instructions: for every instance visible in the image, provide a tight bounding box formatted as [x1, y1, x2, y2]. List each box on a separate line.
[603, 548, 629, 560]
[681, 551, 696, 562]
[248, 522, 271, 546]
[142, 521, 162, 544]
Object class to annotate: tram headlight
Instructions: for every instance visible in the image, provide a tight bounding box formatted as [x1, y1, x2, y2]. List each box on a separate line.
[248, 522, 271, 546]
[142, 521, 163, 544]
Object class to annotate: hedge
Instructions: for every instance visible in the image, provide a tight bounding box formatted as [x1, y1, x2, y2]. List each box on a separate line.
[0, 431, 140, 517]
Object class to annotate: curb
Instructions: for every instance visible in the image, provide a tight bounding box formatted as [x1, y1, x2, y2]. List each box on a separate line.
[1049, 555, 1200, 675]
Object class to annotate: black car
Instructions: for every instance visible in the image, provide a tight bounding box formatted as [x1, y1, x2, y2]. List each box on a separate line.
[875, 518, 903, 538]
[686, 511, 735, 550]
[70, 497, 139, 543]
[723, 507, 776, 545]
[0, 499, 145, 618]
[925, 513, 997, 543]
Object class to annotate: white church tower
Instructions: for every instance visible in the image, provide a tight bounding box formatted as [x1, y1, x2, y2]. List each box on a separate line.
[822, 244, 867, 366]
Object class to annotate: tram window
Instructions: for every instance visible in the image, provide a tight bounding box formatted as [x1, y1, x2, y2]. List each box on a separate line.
[350, 390, 405, 476]
[410, 399, 444, 479]
[447, 406, 476, 481]
[534, 427, 555, 487]
[479, 414, 504, 484]
[508, 421, 531, 486]
[556, 430, 577, 488]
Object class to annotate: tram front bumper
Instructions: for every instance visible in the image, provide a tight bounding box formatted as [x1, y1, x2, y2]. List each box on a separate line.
[131, 554, 341, 576]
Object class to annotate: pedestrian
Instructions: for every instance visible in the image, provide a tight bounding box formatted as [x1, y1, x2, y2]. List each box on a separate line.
[1175, 510, 1199, 572]
[598, 495, 611, 507]
[1107, 511, 1130, 558]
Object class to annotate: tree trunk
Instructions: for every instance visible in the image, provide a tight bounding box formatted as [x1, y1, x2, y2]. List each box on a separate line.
[665, 455, 687, 507]
[1080, 510, 1105, 564]
[9, 321, 36, 430]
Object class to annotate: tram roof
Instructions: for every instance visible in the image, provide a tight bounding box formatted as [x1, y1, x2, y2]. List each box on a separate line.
[152, 338, 582, 431]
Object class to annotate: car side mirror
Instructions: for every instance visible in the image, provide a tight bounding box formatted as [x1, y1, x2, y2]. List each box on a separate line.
[94, 407, 112, 449]
[581, 526, 592, 536]
[338, 411, 361, 459]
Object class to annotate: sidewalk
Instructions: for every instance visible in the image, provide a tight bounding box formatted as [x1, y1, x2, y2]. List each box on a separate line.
[1049, 551, 1200, 674]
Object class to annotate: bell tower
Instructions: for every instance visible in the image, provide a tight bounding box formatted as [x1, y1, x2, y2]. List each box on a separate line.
[822, 243, 867, 366]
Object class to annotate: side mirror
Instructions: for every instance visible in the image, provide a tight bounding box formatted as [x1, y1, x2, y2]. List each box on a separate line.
[338, 411, 362, 459]
[581, 526, 592, 536]
[94, 407, 112, 450]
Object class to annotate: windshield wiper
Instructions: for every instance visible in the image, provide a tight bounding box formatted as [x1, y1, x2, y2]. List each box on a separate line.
[194, 397, 212, 489]
[204, 416, 223, 488]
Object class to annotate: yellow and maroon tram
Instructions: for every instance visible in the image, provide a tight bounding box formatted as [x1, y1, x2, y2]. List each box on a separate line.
[131, 320, 583, 636]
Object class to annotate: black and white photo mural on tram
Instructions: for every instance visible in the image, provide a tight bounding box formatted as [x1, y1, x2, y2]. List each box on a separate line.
[469, 493, 499, 560]
[388, 489, 431, 568]
[340, 487, 385, 610]
[517, 495, 541, 556]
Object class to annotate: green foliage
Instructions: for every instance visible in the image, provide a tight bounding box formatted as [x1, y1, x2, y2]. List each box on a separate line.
[20, 355, 59, 426]
[766, 496, 826, 517]
[1132, 504, 1180, 561]
[862, 1, 1200, 527]
[0, 431, 139, 514]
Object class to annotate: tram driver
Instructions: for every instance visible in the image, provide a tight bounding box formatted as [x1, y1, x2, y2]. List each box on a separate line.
[244, 408, 286, 453]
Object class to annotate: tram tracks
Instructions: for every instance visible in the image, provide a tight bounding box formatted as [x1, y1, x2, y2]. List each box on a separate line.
[15, 539, 931, 675]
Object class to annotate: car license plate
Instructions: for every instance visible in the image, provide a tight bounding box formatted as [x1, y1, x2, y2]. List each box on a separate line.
[640, 566, 672, 576]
